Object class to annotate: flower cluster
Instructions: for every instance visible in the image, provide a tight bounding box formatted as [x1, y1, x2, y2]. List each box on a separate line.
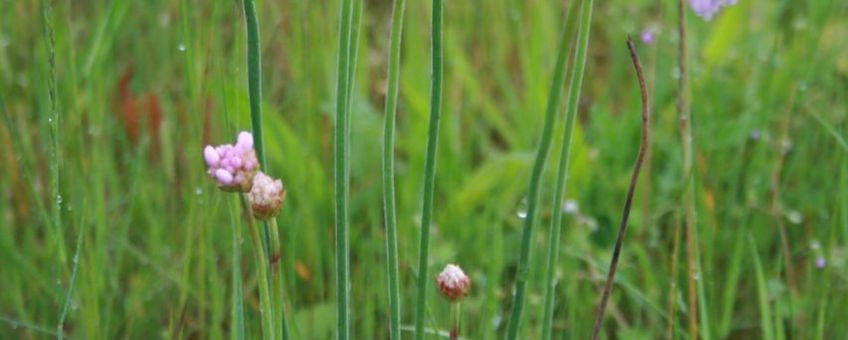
[204, 132, 259, 192]
[204, 131, 285, 220]
[689, 0, 738, 20]
[436, 264, 471, 302]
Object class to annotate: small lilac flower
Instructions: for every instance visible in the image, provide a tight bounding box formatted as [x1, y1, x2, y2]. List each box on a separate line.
[204, 131, 259, 192]
[436, 264, 470, 302]
[640, 30, 655, 44]
[247, 171, 285, 220]
[689, 0, 738, 20]
[815, 256, 826, 269]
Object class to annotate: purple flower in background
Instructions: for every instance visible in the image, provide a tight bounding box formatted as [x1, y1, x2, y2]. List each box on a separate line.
[640, 30, 655, 44]
[204, 131, 259, 192]
[815, 256, 826, 269]
[689, 0, 738, 20]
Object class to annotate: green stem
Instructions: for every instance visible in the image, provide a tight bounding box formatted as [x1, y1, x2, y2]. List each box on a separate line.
[230, 198, 246, 340]
[413, 0, 444, 339]
[381, 0, 406, 338]
[539, 1, 583, 338]
[334, 0, 354, 338]
[268, 219, 290, 340]
[505, 0, 594, 338]
[244, 196, 276, 340]
[242, 0, 265, 168]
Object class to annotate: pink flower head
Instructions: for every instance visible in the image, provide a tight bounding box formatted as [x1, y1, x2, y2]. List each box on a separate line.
[203, 131, 259, 192]
[436, 264, 470, 302]
[247, 171, 285, 220]
[689, 0, 738, 20]
[640, 30, 655, 44]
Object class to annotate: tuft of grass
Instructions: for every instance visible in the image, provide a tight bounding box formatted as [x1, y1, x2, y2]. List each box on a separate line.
[505, 0, 594, 338]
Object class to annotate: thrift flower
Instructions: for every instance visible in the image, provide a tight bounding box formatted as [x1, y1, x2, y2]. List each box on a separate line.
[248, 171, 285, 220]
[689, 0, 738, 20]
[436, 264, 471, 302]
[816, 256, 826, 269]
[204, 131, 259, 192]
[640, 30, 655, 44]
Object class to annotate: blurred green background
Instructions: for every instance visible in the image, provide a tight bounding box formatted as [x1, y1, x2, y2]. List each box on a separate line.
[1, 0, 847, 338]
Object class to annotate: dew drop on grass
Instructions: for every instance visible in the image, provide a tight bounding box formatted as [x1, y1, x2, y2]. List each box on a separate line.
[178, 43, 186, 52]
[56, 194, 63, 207]
[195, 187, 203, 196]
[516, 197, 528, 219]
[562, 199, 578, 215]
[692, 272, 701, 281]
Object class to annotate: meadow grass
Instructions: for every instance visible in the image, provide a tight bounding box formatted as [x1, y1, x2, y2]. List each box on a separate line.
[1, 0, 848, 339]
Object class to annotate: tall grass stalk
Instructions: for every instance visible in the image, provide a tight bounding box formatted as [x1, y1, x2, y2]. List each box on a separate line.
[242, 0, 289, 338]
[539, 0, 584, 338]
[674, 1, 706, 338]
[589, 36, 650, 340]
[381, 0, 407, 338]
[505, 0, 593, 338]
[41, 0, 66, 270]
[334, 0, 355, 337]
[413, 0, 444, 338]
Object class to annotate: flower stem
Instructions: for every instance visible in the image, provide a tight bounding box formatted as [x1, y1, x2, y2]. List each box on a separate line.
[381, 0, 407, 338]
[450, 303, 460, 340]
[413, 0, 444, 338]
[505, 0, 593, 338]
[539, 1, 583, 338]
[589, 35, 650, 340]
[268, 218, 289, 340]
[243, 195, 276, 340]
[334, 0, 355, 337]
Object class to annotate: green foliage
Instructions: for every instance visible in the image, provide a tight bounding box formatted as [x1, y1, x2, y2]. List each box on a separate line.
[0, 0, 847, 338]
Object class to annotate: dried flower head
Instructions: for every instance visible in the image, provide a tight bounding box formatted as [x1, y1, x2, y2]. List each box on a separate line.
[436, 264, 470, 302]
[689, 0, 738, 20]
[248, 171, 285, 220]
[204, 131, 259, 192]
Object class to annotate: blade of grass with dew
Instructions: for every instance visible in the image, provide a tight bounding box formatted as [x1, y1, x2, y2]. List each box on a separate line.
[41, 0, 66, 276]
[381, 0, 407, 338]
[413, 0, 444, 338]
[506, 0, 593, 338]
[539, 1, 583, 338]
[334, 0, 354, 337]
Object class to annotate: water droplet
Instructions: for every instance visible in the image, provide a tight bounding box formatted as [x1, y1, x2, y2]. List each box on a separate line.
[692, 272, 702, 281]
[178, 43, 186, 52]
[48, 117, 53, 123]
[56, 194, 63, 207]
[810, 240, 821, 250]
[194, 187, 203, 196]
[516, 197, 528, 219]
[562, 199, 579, 215]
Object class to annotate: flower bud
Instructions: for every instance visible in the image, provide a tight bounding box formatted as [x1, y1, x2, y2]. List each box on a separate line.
[436, 264, 470, 302]
[247, 172, 285, 220]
